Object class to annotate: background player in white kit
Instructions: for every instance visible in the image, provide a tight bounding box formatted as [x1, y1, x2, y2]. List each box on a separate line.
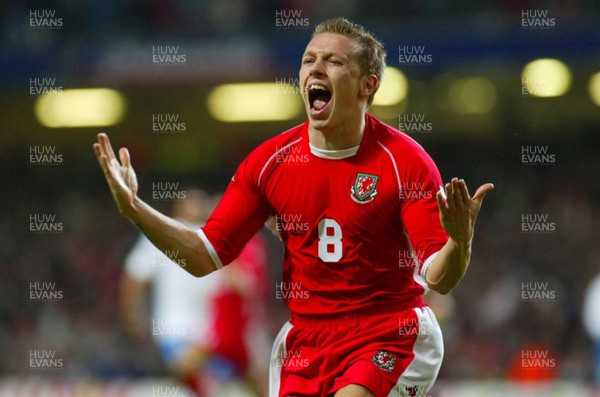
[121, 189, 270, 396]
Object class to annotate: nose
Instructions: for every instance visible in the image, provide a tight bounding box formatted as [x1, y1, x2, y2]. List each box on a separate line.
[308, 57, 326, 77]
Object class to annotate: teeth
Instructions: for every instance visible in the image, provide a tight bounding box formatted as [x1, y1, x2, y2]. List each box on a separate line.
[309, 84, 328, 92]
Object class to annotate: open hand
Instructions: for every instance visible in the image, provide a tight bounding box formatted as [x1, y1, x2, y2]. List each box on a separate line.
[93, 133, 138, 217]
[436, 178, 494, 245]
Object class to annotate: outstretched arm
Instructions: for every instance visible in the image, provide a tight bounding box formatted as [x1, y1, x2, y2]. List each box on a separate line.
[425, 177, 493, 294]
[93, 133, 217, 277]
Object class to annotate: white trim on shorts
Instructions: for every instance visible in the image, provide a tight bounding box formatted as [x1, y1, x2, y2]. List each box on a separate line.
[269, 307, 443, 397]
[388, 306, 444, 397]
[269, 321, 294, 397]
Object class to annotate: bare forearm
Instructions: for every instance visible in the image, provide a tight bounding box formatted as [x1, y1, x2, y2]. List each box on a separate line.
[119, 276, 148, 334]
[425, 238, 471, 294]
[125, 196, 217, 277]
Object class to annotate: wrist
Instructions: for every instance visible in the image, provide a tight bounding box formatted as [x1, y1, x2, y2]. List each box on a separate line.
[122, 195, 143, 222]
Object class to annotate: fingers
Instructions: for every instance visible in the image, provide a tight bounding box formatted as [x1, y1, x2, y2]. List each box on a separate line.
[93, 133, 124, 185]
[93, 142, 102, 162]
[442, 178, 492, 210]
[119, 147, 131, 168]
[120, 148, 138, 193]
[444, 177, 465, 211]
[98, 133, 117, 161]
[93, 142, 111, 176]
[472, 183, 495, 204]
[451, 178, 464, 207]
[436, 190, 449, 217]
[444, 181, 455, 212]
[93, 133, 113, 169]
[94, 133, 129, 174]
[458, 179, 470, 203]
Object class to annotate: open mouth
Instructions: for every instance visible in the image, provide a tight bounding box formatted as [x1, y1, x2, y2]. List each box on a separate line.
[308, 84, 332, 111]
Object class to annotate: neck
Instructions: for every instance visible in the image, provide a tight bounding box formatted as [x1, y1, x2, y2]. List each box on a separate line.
[308, 113, 366, 150]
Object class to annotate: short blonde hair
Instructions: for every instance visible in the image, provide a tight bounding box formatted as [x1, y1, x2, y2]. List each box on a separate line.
[312, 18, 387, 105]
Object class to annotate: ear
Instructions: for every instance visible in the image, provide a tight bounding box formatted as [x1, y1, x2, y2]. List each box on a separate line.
[360, 74, 378, 99]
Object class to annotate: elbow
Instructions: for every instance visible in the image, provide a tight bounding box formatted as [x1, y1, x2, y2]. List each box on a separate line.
[426, 275, 460, 295]
[187, 268, 205, 278]
[186, 258, 218, 278]
[428, 282, 454, 295]
[425, 265, 466, 295]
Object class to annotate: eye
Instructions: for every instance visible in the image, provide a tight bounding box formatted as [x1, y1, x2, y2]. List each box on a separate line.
[302, 57, 314, 65]
[330, 59, 343, 65]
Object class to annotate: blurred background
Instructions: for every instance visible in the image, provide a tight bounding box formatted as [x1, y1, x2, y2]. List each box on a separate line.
[1, 0, 600, 396]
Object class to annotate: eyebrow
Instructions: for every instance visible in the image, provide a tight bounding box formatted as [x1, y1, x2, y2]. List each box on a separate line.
[302, 49, 349, 59]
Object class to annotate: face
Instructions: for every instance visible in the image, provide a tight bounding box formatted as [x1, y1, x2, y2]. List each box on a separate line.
[299, 33, 377, 131]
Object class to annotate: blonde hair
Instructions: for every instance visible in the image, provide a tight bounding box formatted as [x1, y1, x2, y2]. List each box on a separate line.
[312, 18, 387, 105]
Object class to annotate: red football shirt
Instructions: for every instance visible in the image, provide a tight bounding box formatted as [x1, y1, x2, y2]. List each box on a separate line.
[199, 113, 448, 317]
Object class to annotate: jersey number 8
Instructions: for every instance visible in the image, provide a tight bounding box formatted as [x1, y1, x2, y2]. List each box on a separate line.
[318, 218, 342, 262]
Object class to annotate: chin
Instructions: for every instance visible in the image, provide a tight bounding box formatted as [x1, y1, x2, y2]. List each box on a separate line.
[308, 113, 331, 128]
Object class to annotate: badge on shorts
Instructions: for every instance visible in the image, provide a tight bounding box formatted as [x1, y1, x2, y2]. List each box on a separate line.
[351, 173, 378, 204]
[371, 350, 397, 373]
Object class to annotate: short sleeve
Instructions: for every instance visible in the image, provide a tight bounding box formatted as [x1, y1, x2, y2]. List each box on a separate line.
[399, 146, 448, 272]
[200, 155, 272, 268]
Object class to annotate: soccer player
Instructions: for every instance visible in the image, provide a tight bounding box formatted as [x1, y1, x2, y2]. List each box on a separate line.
[94, 17, 493, 397]
[120, 190, 270, 396]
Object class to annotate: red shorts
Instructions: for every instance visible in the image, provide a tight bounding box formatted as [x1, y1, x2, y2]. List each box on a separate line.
[269, 300, 443, 397]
